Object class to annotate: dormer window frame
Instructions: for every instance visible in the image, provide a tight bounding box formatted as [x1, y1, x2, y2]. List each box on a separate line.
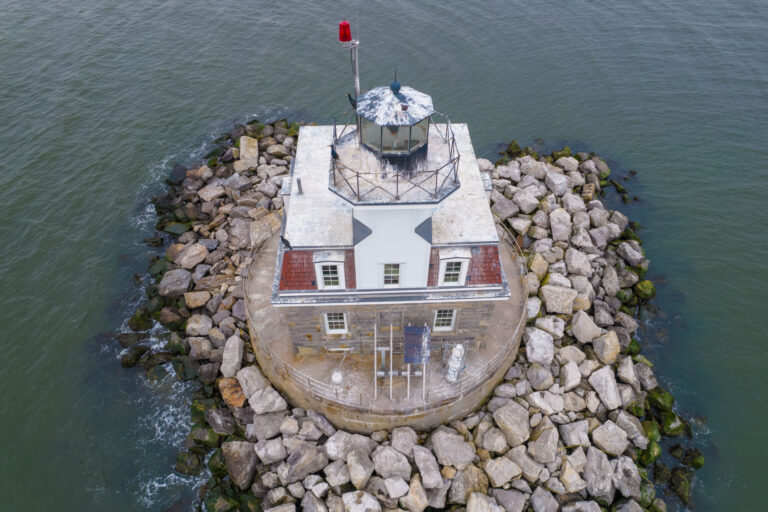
[313, 251, 346, 290]
[438, 247, 471, 287]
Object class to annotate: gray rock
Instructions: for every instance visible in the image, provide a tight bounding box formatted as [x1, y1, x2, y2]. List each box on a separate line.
[324, 459, 351, 487]
[427, 479, 452, 509]
[513, 188, 540, 214]
[591, 420, 629, 456]
[189, 336, 212, 359]
[277, 441, 329, 485]
[593, 331, 621, 365]
[365, 476, 398, 509]
[246, 411, 287, 441]
[222, 440, 258, 489]
[527, 363, 554, 391]
[372, 446, 411, 480]
[491, 196, 520, 221]
[301, 491, 328, 512]
[391, 427, 418, 457]
[342, 491, 381, 512]
[347, 449, 375, 490]
[612, 456, 641, 499]
[539, 285, 578, 314]
[265, 504, 295, 512]
[558, 345, 586, 365]
[306, 410, 336, 437]
[205, 407, 235, 435]
[565, 247, 592, 276]
[448, 465, 489, 505]
[325, 431, 377, 461]
[249, 385, 288, 414]
[384, 477, 409, 498]
[506, 445, 544, 483]
[256, 437, 288, 465]
[545, 172, 568, 196]
[588, 366, 622, 410]
[583, 446, 615, 503]
[326, 494, 344, 512]
[534, 316, 564, 339]
[560, 461, 588, 493]
[617, 241, 645, 267]
[561, 360, 581, 391]
[176, 243, 209, 269]
[613, 500, 644, 512]
[198, 184, 225, 202]
[634, 363, 658, 390]
[490, 489, 526, 512]
[237, 366, 269, 397]
[186, 314, 213, 336]
[524, 327, 554, 365]
[589, 224, 620, 248]
[482, 456, 522, 487]
[428, 429, 475, 470]
[481, 427, 508, 453]
[493, 402, 531, 447]
[220, 334, 244, 377]
[561, 193, 587, 214]
[593, 300, 614, 326]
[412, 445, 443, 489]
[526, 417, 559, 464]
[525, 391, 564, 415]
[466, 492, 504, 512]
[562, 501, 600, 512]
[400, 474, 429, 512]
[558, 420, 590, 447]
[549, 208, 572, 242]
[530, 486, 558, 512]
[612, 410, 647, 449]
[571, 310, 602, 343]
[157, 268, 192, 297]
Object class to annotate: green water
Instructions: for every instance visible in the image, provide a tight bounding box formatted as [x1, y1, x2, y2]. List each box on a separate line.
[1, 0, 766, 509]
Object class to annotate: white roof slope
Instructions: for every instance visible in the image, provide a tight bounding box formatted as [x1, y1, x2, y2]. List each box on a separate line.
[282, 124, 498, 248]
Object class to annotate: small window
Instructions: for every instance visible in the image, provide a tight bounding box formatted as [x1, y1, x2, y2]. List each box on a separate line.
[325, 312, 348, 334]
[383, 263, 400, 287]
[443, 262, 462, 283]
[322, 265, 340, 286]
[433, 309, 456, 331]
[439, 258, 469, 286]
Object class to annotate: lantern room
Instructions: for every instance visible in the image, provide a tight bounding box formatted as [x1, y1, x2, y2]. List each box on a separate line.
[356, 81, 434, 158]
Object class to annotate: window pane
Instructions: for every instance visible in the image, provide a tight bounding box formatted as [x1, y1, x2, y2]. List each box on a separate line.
[384, 263, 400, 285]
[381, 126, 410, 154]
[434, 309, 455, 328]
[443, 261, 462, 283]
[410, 118, 429, 151]
[326, 312, 346, 331]
[322, 265, 339, 286]
[361, 118, 381, 151]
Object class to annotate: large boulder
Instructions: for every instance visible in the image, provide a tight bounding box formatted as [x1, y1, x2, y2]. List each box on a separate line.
[401, 474, 429, 512]
[492, 402, 530, 447]
[482, 456, 521, 487]
[186, 314, 213, 336]
[347, 449, 375, 490]
[249, 386, 288, 414]
[530, 486, 558, 512]
[324, 430, 377, 461]
[343, 491, 381, 512]
[593, 331, 621, 365]
[583, 447, 615, 503]
[176, 243, 209, 269]
[558, 420, 590, 447]
[565, 248, 592, 276]
[526, 417, 559, 464]
[237, 366, 269, 397]
[524, 328, 554, 365]
[588, 366, 623, 410]
[222, 441, 258, 490]
[158, 269, 192, 297]
[372, 446, 411, 480]
[198, 183, 225, 202]
[239, 135, 260, 169]
[255, 438, 288, 465]
[412, 445, 443, 489]
[591, 420, 629, 456]
[539, 285, 578, 314]
[220, 334, 244, 378]
[613, 456, 641, 499]
[571, 310, 602, 343]
[277, 441, 329, 485]
[391, 427, 418, 457]
[549, 208, 572, 242]
[428, 430, 475, 470]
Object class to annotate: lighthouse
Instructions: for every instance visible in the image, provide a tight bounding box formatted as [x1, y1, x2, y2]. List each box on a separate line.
[243, 21, 527, 432]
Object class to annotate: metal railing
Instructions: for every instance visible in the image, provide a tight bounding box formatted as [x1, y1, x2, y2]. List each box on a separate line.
[329, 112, 460, 204]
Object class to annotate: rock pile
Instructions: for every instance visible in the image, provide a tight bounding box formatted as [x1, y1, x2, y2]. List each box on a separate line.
[118, 128, 702, 512]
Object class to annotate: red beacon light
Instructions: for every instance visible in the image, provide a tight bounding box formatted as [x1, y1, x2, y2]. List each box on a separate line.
[339, 20, 352, 42]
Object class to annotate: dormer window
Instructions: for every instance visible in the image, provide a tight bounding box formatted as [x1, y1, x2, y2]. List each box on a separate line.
[438, 247, 471, 286]
[313, 251, 346, 290]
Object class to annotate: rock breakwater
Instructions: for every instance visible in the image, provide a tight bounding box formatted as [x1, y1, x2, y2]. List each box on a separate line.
[117, 122, 702, 511]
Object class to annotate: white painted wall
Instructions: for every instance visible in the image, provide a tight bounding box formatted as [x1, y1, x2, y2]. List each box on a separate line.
[354, 206, 433, 289]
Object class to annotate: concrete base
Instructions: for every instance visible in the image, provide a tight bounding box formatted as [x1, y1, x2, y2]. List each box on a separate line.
[244, 232, 526, 433]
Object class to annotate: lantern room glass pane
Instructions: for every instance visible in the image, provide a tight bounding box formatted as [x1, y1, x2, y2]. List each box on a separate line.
[410, 118, 429, 151]
[361, 117, 381, 151]
[381, 125, 410, 154]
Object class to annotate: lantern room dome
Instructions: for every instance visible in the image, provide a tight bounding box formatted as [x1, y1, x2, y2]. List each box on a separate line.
[356, 85, 434, 126]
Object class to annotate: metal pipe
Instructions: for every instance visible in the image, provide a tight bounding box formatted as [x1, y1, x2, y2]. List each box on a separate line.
[389, 324, 393, 401]
[407, 363, 411, 400]
[374, 323, 377, 400]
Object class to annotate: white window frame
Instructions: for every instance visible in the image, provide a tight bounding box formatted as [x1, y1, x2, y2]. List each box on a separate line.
[380, 262, 403, 288]
[313, 251, 346, 290]
[433, 309, 457, 331]
[324, 312, 348, 334]
[438, 247, 471, 287]
[438, 258, 469, 286]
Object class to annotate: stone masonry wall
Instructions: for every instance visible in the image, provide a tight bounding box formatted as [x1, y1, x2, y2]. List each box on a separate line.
[281, 300, 496, 355]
